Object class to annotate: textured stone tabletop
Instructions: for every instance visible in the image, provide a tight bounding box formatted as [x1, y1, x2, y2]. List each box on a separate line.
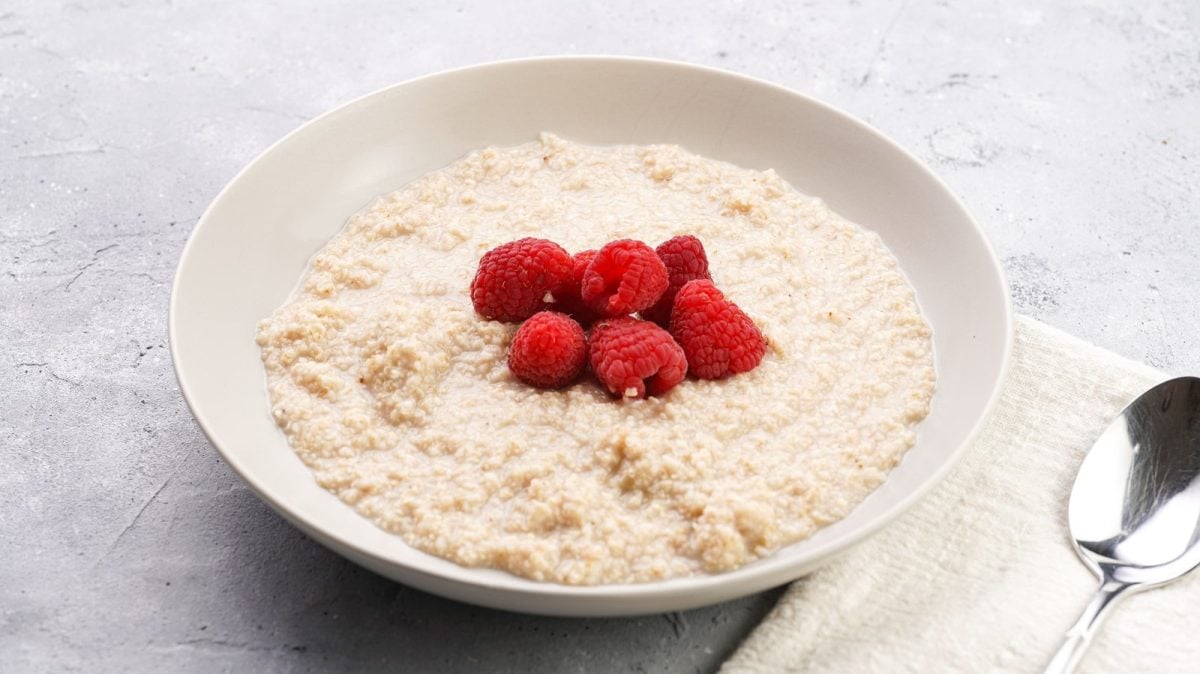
[2, 1, 1197, 672]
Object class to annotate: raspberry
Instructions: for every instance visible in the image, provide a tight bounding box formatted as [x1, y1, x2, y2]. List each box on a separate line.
[642, 235, 712, 326]
[470, 238, 573, 322]
[669, 280, 766, 379]
[507, 312, 587, 389]
[589, 317, 687, 398]
[550, 250, 602, 326]
[580, 239, 669, 317]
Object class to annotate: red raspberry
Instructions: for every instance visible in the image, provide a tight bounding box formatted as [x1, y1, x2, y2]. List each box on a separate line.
[470, 238, 573, 322]
[507, 311, 587, 389]
[549, 250, 602, 326]
[589, 317, 687, 398]
[580, 240, 669, 317]
[669, 280, 766, 379]
[642, 235, 712, 326]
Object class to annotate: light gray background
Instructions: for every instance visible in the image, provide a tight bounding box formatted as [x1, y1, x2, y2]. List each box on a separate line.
[2, 1, 1197, 672]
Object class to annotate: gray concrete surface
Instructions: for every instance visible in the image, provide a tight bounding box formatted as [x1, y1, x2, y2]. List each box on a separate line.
[1, 0, 1197, 672]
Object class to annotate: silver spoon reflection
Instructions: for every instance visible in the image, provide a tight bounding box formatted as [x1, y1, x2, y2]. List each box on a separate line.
[1045, 376, 1200, 673]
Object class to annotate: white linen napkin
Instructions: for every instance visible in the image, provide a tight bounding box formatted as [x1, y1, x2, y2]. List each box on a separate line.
[721, 315, 1200, 674]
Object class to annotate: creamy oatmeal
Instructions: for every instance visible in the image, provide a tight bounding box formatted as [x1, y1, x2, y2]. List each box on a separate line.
[256, 133, 935, 584]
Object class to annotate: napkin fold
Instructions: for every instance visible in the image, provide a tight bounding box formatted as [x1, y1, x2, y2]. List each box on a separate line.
[721, 315, 1199, 674]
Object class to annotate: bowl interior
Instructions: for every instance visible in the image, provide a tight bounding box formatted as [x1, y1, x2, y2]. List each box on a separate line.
[171, 57, 1011, 616]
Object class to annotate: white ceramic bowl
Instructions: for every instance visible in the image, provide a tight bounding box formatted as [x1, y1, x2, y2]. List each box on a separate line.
[170, 56, 1012, 616]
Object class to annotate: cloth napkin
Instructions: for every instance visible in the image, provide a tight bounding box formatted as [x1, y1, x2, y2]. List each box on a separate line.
[721, 315, 1200, 674]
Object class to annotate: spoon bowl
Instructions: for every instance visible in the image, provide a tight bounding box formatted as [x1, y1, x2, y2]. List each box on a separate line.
[1046, 376, 1200, 673]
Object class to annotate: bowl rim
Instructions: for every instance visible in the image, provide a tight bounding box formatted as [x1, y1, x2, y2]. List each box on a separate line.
[169, 54, 1014, 605]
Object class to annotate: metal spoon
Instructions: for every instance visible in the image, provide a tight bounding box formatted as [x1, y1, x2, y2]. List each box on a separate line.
[1045, 376, 1200, 673]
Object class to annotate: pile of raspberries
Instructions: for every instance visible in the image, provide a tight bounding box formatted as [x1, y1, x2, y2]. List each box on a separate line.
[469, 235, 766, 398]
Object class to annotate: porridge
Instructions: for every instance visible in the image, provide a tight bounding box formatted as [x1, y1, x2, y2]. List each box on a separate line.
[256, 133, 936, 585]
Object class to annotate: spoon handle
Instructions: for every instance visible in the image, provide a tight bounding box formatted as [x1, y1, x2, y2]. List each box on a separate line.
[1043, 580, 1132, 674]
